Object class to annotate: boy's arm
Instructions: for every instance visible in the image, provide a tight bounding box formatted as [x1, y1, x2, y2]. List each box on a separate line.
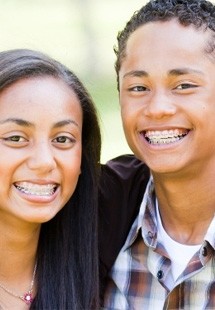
[99, 154, 150, 299]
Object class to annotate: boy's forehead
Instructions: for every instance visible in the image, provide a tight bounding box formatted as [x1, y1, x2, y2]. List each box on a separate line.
[124, 19, 211, 59]
[118, 19, 215, 78]
[129, 19, 207, 42]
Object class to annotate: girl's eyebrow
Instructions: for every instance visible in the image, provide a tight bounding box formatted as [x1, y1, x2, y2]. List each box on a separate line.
[0, 118, 79, 128]
[0, 118, 33, 126]
[53, 120, 79, 128]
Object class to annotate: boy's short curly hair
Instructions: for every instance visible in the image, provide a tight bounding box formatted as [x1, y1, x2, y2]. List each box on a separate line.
[115, 0, 215, 88]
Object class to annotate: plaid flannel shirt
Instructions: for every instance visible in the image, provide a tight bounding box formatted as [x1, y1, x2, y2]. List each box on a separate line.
[103, 179, 215, 310]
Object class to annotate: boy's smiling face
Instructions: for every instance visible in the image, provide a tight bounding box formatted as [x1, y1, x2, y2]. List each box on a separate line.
[119, 19, 215, 176]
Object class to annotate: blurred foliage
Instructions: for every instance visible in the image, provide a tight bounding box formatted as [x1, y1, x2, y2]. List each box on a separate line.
[84, 76, 131, 163]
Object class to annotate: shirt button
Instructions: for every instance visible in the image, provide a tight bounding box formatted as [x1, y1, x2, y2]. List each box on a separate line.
[148, 231, 154, 239]
[157, 270, 164, 280]
[202, 246, 208, 257]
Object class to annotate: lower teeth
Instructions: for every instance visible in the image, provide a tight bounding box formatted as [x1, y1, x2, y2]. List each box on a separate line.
[148, 136, 182, 145]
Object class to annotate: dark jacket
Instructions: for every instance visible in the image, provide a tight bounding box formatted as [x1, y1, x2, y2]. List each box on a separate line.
[99, 154, 150, 301]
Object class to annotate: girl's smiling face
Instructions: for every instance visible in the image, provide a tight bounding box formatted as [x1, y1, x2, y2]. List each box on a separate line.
[0, 76, 82, 225]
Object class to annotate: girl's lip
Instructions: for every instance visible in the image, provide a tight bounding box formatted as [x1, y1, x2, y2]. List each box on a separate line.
[14, 179, 59, 185]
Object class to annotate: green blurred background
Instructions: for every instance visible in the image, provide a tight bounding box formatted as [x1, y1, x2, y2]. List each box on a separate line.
[0, 0, 145, 162]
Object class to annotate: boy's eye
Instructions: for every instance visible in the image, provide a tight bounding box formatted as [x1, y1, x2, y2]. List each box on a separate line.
[129, 85, 149, 92]
[175, 83, 198, 90]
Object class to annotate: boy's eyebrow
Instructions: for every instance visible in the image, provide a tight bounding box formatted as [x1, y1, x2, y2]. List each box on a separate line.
[123, 68, 204, 78]
[0, 118, 79, 128]
[168, 68, 204, 76]
[123, 70, 149, 78]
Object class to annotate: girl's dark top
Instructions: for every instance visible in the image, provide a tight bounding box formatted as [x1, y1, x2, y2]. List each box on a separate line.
[98, 154, 150, 301]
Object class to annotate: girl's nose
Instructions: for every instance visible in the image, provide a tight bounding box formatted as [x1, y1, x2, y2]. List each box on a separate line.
[27, 142, 56, 173]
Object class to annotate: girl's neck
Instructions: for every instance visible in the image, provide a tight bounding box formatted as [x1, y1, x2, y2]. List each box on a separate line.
[0, 216, 40, 283]
[0, 218, 39, 309]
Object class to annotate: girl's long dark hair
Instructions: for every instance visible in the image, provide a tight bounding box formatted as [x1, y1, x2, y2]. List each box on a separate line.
[0, 49, 101, 309]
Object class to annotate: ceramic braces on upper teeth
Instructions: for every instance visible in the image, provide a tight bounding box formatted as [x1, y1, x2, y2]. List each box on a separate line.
[15, 184, 56, 196]
[144, 129, 188, 144]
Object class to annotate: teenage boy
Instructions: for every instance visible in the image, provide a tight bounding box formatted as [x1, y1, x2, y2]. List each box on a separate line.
[99, 0, 215, 308]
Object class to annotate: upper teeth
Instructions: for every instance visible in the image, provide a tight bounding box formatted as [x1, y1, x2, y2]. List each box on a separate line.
[145, 129, 188, 145]
[15, 182, 56, 196]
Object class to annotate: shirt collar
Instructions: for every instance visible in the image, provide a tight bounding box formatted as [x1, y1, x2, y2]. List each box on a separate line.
[123, 176, 158, 251]
[204, 215, 215, 249]
[123, 176, 215, 253]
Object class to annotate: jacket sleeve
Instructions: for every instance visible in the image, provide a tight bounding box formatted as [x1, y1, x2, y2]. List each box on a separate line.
[98, 154, 150, 300]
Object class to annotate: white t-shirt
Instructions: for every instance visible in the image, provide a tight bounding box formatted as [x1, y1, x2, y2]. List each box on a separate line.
[156, 201, 201, 289]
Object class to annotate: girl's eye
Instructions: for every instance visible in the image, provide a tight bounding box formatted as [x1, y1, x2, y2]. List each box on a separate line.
[0, 135, 28, 148]
[4, 135, 27, 142]
[54, 136, 74, 143]
[52, 136, 76, 148]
